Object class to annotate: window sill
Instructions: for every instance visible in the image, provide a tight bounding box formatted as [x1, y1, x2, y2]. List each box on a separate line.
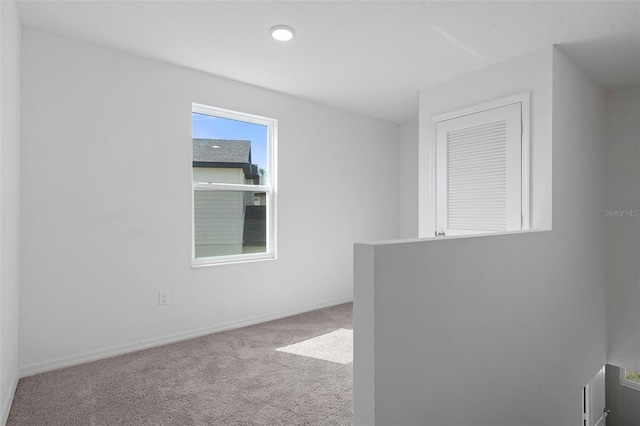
[620, 380, 640, 392]
[192, 252, 277, 268]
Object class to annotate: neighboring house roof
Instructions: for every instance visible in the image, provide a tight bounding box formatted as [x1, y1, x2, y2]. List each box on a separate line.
[192, 139, 251, 164]
[192, 138, 260, 184]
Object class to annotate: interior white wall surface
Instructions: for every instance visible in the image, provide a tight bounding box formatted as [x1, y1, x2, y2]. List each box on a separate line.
[356, 48, 607, 425]
[0, 0, 21, 421]
[605, 86, 640, 371]
[399, 120, 418, 239]
[418, 47, 553, 237]
[352, 243, 375, 426]
[19, 27, 400, 371]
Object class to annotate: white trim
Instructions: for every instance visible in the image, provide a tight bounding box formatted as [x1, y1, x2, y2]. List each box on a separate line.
[620, 368, 640, 391]
[193, 183, 271, 192]
[424, 119, 436, 236]
[19, 296, 353, 378]
[1, 371, 19, 425]
[191, 251, 276, 267]
[431, 93, 529, 123]
[191, 103, 277, 267]
[583, 383, 590, 426]
[430, 92, 531, 235]
[192, 103, 274, 129]
[520, 92, 530, 230]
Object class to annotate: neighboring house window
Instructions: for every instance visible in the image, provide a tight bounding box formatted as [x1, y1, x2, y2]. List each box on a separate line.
[192, 103, 276, 266]
[620, 368, 640, 391]
[432, 93, 530, 236]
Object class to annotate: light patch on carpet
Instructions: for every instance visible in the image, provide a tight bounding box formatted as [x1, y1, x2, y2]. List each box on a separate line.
[276, 328, 353, 364]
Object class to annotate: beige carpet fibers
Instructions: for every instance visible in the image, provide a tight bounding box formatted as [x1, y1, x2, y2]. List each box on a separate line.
[276, 329, 353, 365]
[8, 303, 353, 425]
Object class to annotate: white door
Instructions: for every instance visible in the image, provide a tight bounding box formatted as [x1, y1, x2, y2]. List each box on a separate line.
[584, 367, 606, 426]
[435, 103, 522, 236]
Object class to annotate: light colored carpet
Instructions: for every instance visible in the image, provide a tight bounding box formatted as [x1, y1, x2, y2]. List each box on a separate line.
[277, 329, 353, 365]
[7, 303, 353, 426]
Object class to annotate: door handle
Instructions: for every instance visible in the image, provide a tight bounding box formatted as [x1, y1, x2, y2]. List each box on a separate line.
[435, 231, 445, 237]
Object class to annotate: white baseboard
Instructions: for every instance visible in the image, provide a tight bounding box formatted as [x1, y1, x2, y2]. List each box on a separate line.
[19, 296, 353, 378]
[1, 371, 19, 426]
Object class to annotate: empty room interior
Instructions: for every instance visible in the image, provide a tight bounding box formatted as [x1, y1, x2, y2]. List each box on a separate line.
[1, 1, 640, 425]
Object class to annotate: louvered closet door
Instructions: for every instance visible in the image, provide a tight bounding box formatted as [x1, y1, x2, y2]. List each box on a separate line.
[436, 103, 522, 236]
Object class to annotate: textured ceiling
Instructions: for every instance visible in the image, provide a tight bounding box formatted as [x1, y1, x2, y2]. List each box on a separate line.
[16, 0, 640, 124]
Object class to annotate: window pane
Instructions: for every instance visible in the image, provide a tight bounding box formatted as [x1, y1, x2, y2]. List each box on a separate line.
[626, 369, 640, 384]
[191, 104, 275, 266]
[194, 190, 267, 258]
[192, 113, 268, 185]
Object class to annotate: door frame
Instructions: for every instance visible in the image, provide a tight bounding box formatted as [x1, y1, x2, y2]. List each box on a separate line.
[420, 92, 530, 238]
[583, 367, 606, 426]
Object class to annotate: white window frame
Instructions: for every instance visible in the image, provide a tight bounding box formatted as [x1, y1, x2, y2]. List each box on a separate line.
[428, 92, 530, 236]
[191, 103, 277, 267]
[620, 368, 640, 391]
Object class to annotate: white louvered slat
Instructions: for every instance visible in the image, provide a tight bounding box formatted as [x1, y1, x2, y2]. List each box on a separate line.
[435, 101, 523, 235]
[447, 120, 507, 231]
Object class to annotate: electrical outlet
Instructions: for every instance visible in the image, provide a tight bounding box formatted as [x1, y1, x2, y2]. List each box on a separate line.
[158, 291, 169, 306]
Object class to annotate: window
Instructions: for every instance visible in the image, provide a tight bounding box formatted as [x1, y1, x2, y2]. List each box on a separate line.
[192, 103, 276, 266]
[433, 93, 529, 236]
[620, 368, 640, 391]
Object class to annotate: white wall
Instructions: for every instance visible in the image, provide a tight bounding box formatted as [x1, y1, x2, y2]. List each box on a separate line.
[399, 120, 418, 238]
[352, 243, 375, 426]
[418, 48, 553, 237]
[0, 0, 21, 422]
[19, 27, 400, 373]
[354, 47, 607, 425]
[605, 86, 640, 371]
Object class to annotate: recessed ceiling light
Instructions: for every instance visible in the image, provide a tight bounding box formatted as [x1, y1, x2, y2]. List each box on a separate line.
[270, 25, 295, 42]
